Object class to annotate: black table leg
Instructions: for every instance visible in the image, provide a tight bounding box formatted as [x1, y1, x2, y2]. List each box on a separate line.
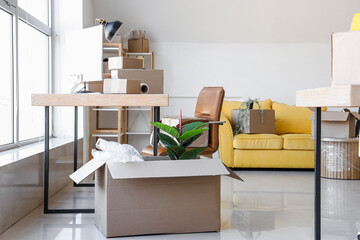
[73, 107, 94, 188]
[153, 106, 160, 156]
[43, 106, 94, 214]
[314, 107, 321, 240]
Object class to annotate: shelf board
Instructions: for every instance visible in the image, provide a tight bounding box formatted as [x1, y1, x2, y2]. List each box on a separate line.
[92, 133, 124, 138]
[126, 132, 151, 135]
[103, 43, 121, 48]
[126, 52, 152, 56]
[92, 107, 151, 112]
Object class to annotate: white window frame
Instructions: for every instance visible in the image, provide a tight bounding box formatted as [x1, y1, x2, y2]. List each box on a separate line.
[0, 0, 52, 152]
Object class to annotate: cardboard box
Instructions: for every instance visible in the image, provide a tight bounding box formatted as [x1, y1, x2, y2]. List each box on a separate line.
[87, 81, 103, 93]
[162, 116, 209, 147]
[309, 111, 360, 138]
[111, 69, 163, 94]
[128, 38, 149, 53]
[332, 31, 360, 85]
[103, 79, 141, 94]
[70, 158, 242, 238]
[231, 109, 275, 134]
[108, 56, 143, 70]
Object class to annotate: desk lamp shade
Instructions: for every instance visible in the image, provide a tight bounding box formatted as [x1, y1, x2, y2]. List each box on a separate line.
[96, 18, 123, 42]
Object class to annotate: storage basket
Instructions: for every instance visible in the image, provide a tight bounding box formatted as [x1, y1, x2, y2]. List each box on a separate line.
[321, 138, 360, 179]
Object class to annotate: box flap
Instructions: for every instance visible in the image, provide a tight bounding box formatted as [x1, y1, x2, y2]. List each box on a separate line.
[107, 159, 229, 179]
[224, 165, 243, 181]
[309, 112, 349, 122]
[350, 112, 360, 120]
[69, 158, 105, 184]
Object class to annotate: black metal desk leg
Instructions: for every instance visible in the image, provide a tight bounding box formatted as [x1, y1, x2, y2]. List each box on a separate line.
[44, 106, 50, 213]
[315, 107, 321, 240]
[153, 106, 160, 156]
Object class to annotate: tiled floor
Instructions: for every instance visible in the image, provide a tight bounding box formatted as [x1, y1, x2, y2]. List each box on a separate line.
[1, 170, 360, 240]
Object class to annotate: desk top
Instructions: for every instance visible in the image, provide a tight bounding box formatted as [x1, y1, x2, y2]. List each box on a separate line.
[296, 84, 360, 107]
[31, 94, 169, 107]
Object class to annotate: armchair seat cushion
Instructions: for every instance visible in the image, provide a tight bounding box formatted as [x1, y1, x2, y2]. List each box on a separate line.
[233, 134, 283, 150]
[282, 134, 314, 150]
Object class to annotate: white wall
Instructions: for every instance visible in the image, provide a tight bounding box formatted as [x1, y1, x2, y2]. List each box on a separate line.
[92, 0, 359, 107]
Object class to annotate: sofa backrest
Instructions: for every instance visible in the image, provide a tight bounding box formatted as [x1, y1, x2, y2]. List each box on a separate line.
[222, 99, 315, 134]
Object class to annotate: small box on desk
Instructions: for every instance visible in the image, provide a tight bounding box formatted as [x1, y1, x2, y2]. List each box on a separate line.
[310, 111, 360, 138]
[128, 38, 149, 53]
[103, 79, 141, 94]
[231, 109, 275, 134]
[108, 56, 143, 70]
[70, 158, 242, 238]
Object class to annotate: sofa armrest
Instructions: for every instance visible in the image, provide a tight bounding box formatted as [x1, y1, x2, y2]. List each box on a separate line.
[219, 114, 234, 167]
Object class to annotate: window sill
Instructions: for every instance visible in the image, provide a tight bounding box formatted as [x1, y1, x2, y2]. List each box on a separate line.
[0, 137, 75, 168]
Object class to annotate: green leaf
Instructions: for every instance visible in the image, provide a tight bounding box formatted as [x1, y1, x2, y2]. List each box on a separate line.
[181, 133, 202, 148]
[179, 128, 209, 142]
[150, 122, 180, 138]
[168, 145, 186, 158]
[182, 122, 208, 133]
[167, 147, 178, 160]
[172, 126, 180, 133]
[179, 148, 207, 160]
[157, 133, 178, 147]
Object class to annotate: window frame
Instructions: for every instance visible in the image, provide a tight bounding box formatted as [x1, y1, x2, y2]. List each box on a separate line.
[0, 0, 51, 152]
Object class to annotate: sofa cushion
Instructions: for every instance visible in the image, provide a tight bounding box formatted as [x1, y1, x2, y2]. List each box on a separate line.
[282, 134, 314, 150]
[233, 134, 283, 150]
[272, 102, 312, 135]
[253, 99, 272, 110]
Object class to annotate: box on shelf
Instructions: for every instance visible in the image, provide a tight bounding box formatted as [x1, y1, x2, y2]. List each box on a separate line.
[309, 111, 360, 138]
[103, 79, 141, 94]
[231, 109, 275, 134]
[161, 116, 209, 148]
[111, 69, 163, 94]
[108, 56, 143, 70]
[128, 38, 149, 53]
[332, 31, 360, 86]
[70, 158, 242, 238]
[87, 81, 103, 93]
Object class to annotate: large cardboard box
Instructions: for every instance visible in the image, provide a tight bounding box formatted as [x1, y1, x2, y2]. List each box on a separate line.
[70, 158, 242, 238]
[332, 31, 360, 85]
[231, 109, 275, 134]
[103, 79, 141, 94]
[162, 116, 209, 147]
[128, 38, 149, 53]
[111, 69, 163, 94]
[309, 111, 360, 138]
[108, 56, 143, 70]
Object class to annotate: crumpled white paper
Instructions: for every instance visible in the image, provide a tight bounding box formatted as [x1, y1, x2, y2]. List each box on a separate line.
[92, 138, 144, 163]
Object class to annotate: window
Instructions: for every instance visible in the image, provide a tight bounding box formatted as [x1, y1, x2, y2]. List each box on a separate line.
[0, 0, 51, 150]
[0, 9, 13, 146]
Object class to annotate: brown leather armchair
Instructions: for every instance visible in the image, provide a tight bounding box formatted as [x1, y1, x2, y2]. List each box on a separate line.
[142, 87, 225, 157]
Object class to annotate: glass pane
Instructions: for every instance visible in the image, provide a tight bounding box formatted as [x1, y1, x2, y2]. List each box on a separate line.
[18, 0, 49, 25]
[18, 21, 49, 141]
[0, 10, 13, 146]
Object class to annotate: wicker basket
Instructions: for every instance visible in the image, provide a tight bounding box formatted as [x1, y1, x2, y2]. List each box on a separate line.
[321, 138, 360, 179]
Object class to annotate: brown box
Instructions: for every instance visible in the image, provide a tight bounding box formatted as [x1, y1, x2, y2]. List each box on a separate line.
[103, 79, 141, 94]
[108, 56, 143, 70]
[128, 38, 149, 53]
[309, 111, 360, 138]
[231, 109, 275, 134]
[111, 69, 163, 94]
[162, 116, 209, 147]
[332, 31, 360, 86]
[70, 159, 242, 238]
[87, 81, 103, 93]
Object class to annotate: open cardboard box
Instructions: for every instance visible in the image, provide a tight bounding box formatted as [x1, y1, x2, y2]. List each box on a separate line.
[70, 158, 242, 238]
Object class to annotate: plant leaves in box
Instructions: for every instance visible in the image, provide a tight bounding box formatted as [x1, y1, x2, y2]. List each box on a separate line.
[150, 122, 180, 138]
[167, 147, 177, 160]
[168, 145, 186, 158]
[179, 128, 208, 142]
[179, 148, 207, 160]
[181, 133, 202, 148]
[181, 122, 208, 133]
[157, 133, 178, 147]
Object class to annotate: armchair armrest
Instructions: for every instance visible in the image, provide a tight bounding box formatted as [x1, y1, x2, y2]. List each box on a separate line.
[219, 114, 234, 167]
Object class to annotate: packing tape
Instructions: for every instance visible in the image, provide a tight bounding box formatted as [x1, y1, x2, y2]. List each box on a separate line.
[140, 83, 149, 94]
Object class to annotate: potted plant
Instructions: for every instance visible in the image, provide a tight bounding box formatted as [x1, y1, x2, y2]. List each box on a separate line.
[150, 110, 209, 160]
[233, 98, 264, 136]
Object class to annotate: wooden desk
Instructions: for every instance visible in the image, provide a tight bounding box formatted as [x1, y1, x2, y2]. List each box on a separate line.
[32, 94, 169, 214]
[296, 84, 360, 240]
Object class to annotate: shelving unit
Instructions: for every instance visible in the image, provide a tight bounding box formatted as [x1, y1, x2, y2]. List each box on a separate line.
[88, 38, 155, 159]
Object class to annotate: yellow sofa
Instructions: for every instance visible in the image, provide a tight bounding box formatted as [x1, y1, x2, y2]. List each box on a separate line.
[219, 99, 315, 168]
